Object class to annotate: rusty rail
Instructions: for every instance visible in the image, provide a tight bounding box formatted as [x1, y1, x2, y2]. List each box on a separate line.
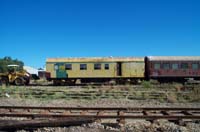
[1, 113, 200, 120]
[0, 106, 200, 130]
[0, 106, 200, 120]
[1, 106, 200, 110]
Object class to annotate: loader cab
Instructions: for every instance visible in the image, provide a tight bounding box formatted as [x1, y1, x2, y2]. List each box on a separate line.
[7, 65, 21, 73]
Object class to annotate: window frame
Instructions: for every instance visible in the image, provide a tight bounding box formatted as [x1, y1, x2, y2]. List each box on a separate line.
[104, 64, 109, 70]
[172, 63, 179, 70]
[54, 65, 58, 71]
[163, 63, 170, 70]
[181, 63, 189, 69]
[65, 64, 72, 70]
[154, 63, 161, 70]
[192, 63, 199, 70]
[80, 64, 87, 70]
[94, 63, 101, 70]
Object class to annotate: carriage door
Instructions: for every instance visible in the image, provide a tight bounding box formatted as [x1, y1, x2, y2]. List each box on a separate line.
[54, 63, 67, 78]
[117, 62, 122, 76]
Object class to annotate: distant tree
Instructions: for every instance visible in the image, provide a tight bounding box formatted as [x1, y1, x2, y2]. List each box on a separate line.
[0, 56, 24, 72]
[3, 56, 12, 61]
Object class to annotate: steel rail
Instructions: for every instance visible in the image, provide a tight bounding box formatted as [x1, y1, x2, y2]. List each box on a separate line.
[1, 106, 200, 130]
[0, 113, 200, 120]
[0, 106, 200, 111]
[0, 106, 200, 122]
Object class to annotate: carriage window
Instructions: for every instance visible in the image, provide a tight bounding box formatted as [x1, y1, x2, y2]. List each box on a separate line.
[181, 63, 188, 69]
[163, 63, 170, 70]
[154, 63, 160, 70]
[105, 64, 109, 70]
[94, 63, 101, 70]
[192, 63, 198, 70]
[65, 64, 72, 70]
[172, 63, 178, 70]
[54, 65, 58, 70]
[80, 64, 87, 70]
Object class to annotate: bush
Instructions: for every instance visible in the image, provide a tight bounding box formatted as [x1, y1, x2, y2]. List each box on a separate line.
[0, 56, 24, 72]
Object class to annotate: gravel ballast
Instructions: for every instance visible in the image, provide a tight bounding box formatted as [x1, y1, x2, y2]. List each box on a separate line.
[0, 98, 199, 132]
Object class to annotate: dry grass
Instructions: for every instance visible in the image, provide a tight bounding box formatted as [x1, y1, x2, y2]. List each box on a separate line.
[166, 93, 178, 103]
[189, 86, 200, 102]
[0, 84, 200, 103]
[173, 83, 184, 92]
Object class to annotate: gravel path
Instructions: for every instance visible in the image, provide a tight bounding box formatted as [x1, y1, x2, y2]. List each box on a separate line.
[0, 98, 200, 108]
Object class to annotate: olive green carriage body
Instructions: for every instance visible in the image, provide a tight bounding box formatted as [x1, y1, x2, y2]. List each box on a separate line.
[46, 57, 145, 84]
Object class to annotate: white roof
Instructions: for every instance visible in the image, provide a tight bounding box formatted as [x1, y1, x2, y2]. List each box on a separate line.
[7, 65, 19, 67]
[23, 66, 38, 75]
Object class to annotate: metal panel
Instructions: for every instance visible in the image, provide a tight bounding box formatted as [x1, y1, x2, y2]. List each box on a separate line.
[46, 63, 56, 78]
[122, 62, 145, 77]
[46, 57, 145, 79]
[55, 63, 67, 78]
[148, 61, 200, 77]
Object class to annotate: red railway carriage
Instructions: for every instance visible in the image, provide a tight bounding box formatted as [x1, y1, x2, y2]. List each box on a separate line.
[145, 56, 200, 82]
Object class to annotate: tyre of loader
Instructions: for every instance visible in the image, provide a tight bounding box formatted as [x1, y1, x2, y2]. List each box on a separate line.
[14, 78, 25, 86]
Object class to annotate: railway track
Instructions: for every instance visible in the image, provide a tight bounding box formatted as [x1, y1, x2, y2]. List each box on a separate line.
[0, 106, 200, 130]
[0, 106, 200, 121]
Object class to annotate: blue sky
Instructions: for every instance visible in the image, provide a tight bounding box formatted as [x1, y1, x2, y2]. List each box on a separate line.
[0, 0, 199, 68]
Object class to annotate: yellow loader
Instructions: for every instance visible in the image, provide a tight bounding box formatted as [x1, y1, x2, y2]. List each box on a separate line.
[0, 65, 30, 86]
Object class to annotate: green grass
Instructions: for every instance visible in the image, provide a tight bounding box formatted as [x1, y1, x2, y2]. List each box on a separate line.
[141, 81, 152, 89]
[0, 84, 199, 103]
